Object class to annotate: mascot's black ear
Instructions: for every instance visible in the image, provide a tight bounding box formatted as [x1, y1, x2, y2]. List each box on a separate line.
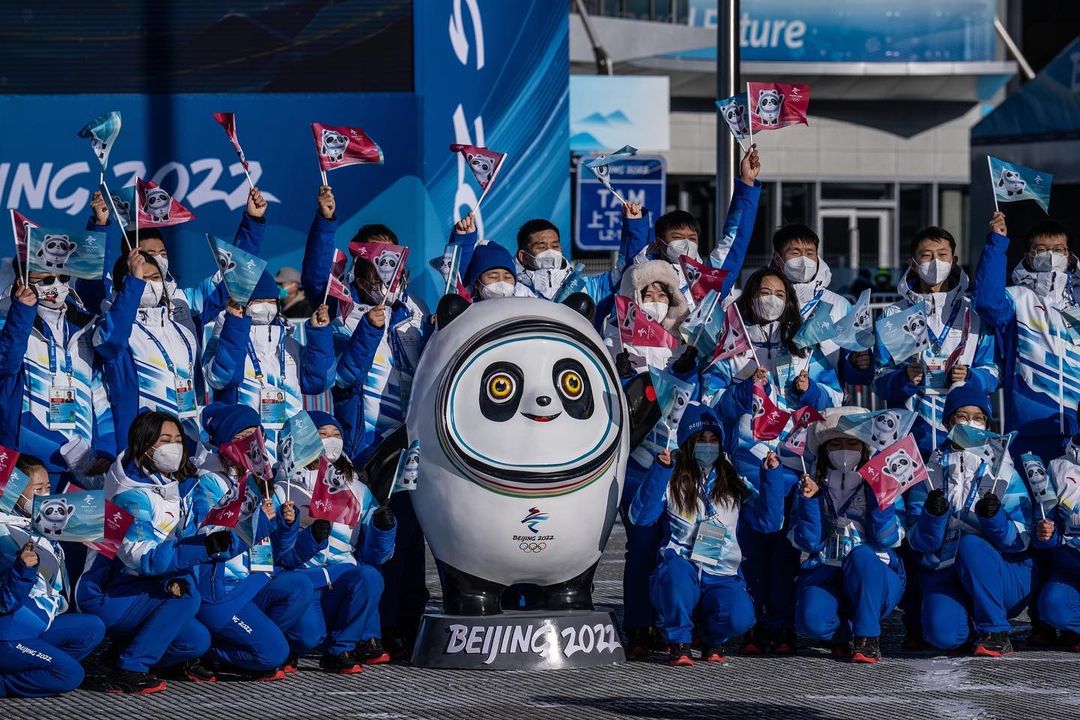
[561, 292, 595, 322]
[362, 424, 410, 504]
[624, 372, 662, 450]
[436, 294, 470, 330]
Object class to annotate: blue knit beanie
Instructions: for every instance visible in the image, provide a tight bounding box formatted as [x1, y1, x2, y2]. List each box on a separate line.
[943, 383, 993, 422]
[464, 242, 516, 288]
[307, 410, 342, 435]
[250, 271, 280, 302]
[202, 402, 261, 447]
[676, 402, 724, 448]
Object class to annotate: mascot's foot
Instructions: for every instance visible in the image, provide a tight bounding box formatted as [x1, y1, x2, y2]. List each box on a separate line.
[541, 562, 598, 612]
[437, 560, 507, 616]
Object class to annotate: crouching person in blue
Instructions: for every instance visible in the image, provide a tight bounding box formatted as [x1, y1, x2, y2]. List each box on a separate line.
[76, 411, 215, 694]
[0, 454, 105, 697]
[629, 403, 785, 665]
[906, 385, 1035, 656]
[791, 408, 906, 664]
[1032, 435, 1080, 650]
[275, 411, 396, 673]
[190, 403, 326, 680]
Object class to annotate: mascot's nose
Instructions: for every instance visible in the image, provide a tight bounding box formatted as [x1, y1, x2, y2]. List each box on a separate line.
[536, 395, 552, 407]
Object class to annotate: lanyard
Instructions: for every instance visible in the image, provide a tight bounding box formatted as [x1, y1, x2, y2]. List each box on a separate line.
[39, 320, 72, 378]
[799, 291, 824, 320]
[246, 326, 286, 386]
[925, 295, 964, 354]
[698, 471, 720, 520]
[137, 315, 194, 377]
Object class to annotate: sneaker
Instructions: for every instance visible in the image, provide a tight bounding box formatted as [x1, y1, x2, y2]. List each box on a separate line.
[283, 655, 299, 674]
[104, 668, 167, 695]
[320, 652, 364, 675]
[1025, 623, 1058, 648]
[830, 643, 852, 659]
[901, 632, 930, 651]
[625, 628, 650, 658]
[255, 668, 286, 682]
[154, 660, 217, 684]
[973, 632, 1013, 657]
[382, 632, 412, 662]
[701, 646, 726, 663]
[1060, 630, 1080, 652]
[667, 643, 693, 667]
[771, 629, 797, 656]
[738, 630, 764, 655]
[851, 637, 881, 664]
[355, 638, 391, 665]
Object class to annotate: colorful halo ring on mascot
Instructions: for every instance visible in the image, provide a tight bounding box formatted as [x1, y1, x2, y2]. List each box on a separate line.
[435, 318, 622, 498]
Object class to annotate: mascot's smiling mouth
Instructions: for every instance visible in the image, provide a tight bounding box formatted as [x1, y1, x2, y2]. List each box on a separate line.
[521, 412, 562, 423]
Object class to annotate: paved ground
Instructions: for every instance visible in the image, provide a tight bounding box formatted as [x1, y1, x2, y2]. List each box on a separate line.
[5, 523, 1078, 719]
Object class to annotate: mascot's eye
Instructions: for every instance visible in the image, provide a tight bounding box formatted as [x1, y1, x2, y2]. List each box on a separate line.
[557, 370, 584, 400]
[486, 373, 516, 403]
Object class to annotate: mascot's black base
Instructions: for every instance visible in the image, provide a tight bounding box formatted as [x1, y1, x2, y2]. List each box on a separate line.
[436, 560, 599, 616]
[411, 606, 625, 669]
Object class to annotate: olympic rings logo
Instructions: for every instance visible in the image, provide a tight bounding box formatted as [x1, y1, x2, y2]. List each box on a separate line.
[519, 542, 547, 553]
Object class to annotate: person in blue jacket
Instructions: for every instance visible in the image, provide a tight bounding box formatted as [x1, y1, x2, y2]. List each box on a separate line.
[974, 212, 1077, 463]
[0, 453, 106, 697]
[275, 411, 397, 673]
[791, 407, 906, 664]
[187, 403, 327, 680]
[461, 241, 534, 301]
[629, 402, 785, 666]
[76, 410, 216, 694]
[874, 226, 999, 457]
[78, 186, 268, 315]
[1033, 432, 1080, 650]
[906, 384, 1035, 657]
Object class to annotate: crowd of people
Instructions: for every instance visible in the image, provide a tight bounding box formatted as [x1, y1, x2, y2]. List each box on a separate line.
[2, 143, 1079, 698]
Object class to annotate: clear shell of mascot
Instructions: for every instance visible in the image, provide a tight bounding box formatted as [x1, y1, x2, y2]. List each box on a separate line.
[406, 294, 657, 616]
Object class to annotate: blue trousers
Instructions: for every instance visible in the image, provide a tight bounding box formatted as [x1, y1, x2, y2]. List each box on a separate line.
[795, 545, 906, 640]
[79, 576, 210, 672]
[1037, 546, 1080, 633]
[921, 534, 1035, 650]
[620, 505, 661, 632]
[290, 564, 386, 655]
[738, 524, 800, 633]
[0, 613, 105, 698]
[379, 493, 428, 638]
[199, 572, 314, 672]
[649, 551, 755, 646]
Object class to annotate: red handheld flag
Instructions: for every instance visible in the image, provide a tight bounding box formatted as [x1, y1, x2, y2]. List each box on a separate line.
[713, 303, 753, 361]
[201, 475, 250, 529]
[678, 255, 728, 303]
[308, 457, 362, 526]
[87, 500, 135, 560]
[330, 248, 348, 280]
[748, 82, 811, 133]
[135, 178, 196, 228]
[219, 430, 273, 484]
[0, 444, 19, 488]
[311, 123, 384, 172]
[791, 405, 825, 429]
[326, 274, 355, 321]
[751, 385, 792, 441]
[449, 144, 507, 191]
[858, 435, 928, 509]
[10, 210, 37, 263]
[212, 112, 249, 171]
[615, 295, 678, 350]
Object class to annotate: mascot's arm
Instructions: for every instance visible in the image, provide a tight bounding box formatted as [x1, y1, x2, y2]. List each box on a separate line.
[0, 301, 35, 376]
[93, 276, 143, 361]
[624, 372, 662, 450]
[0, 553, 37, 614]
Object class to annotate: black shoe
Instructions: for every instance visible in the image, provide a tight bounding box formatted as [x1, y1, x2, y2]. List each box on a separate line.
[973, 631, 1013, 657]
[625, 628, 650, 658]
[104, 668, 167, 695]
[701, 646, 726, 663]
[319, 652, 364, 675]
[772, 628, 797, 655]
[1060, 629, 1080, 652]
[153, 659, 217, 683]
[1026, 623, 1058, 648]
[851, 636, 881, 664]
[354, 638, 391, 665]
[667, 643, 693, 666]
[283, 654, 300, 674]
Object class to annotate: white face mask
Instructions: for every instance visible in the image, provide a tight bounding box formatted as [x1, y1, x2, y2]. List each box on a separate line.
[665, 239, 699, 263]
[915, 258, 952, 286]
[152, 442, 184, 474]
[140, 280, 164, 308]
[640, 301, 668, 323]
[1031, 250, 1069, 273]
[322, 437, 343, 463]
[479, 280, 516, 300]
[828, 448, 862, 472]
[782, 256, 818, 284]
[246, 302, 278, 325]
[958, 420, 987, 431]
[752, 294, 785, 322]
[529, 249, 564, 271]
[34, 279, 70, 310]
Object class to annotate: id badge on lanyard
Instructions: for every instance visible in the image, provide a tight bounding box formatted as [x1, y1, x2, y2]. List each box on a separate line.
[826, 518, 855, 563]
[174, 373, 197, 418]
[248, 537, 274, 574]
[922, 355, 950, 392]
[48, 381, 77, 430]
[689, 517, 732, 567]
[259, 385, 288, 428]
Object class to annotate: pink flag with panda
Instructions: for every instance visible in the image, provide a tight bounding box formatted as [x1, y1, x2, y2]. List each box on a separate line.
[747, 82, 811, 134]
[200, 474, 250, 530]
[751, 385, 792, 442]
[678, 255, 728, 303]
[858, 434, 928, 509]
[615, 295, 678, 350]
[450, 144, 507, 215]
[134, 178, 196, 228]
[212, 112, 250, 171]
[712, 302, 753, 361]
[308, 457, 362, 526]
[311, 123, 384, 172]
[348, 242, 409, 296]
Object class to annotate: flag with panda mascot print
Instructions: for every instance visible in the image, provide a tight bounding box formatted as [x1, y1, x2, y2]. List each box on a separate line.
[858, 434, 928, 509]
[451, 143, 507, 191]
[27, 226, 107, 280]
[748, 82, 810, 132]
[312, 122, 384, 171]
[309, 456, 362, 526]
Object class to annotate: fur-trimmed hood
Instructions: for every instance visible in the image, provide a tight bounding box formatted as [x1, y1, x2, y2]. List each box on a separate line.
[618, 260, 690, 331]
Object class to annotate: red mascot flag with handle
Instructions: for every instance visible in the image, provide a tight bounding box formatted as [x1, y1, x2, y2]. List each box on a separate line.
[308, 457, 362, 526]
[748, 82, 811, 133]
[678, 255, 728, 303]
[135, 178, 196, 228]
[311, 123, 384, 171]
[858, 434, 928, 509]
[615, 295, 678, 350]
[751, 385, 792, 441]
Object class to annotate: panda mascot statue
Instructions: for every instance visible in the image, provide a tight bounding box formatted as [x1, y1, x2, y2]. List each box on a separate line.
[397, 294, 658, 668]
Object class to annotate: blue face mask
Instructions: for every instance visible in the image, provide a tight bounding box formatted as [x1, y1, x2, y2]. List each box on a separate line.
[694, 442, 721, 469]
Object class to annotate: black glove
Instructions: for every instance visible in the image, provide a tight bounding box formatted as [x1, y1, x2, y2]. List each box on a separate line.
[204, 530, 232, 555]
[975, 492, 1002, 519]
[671, 346, 699, 375]
[373, 506, 396, 531]
[925, 489, 949, 517]
[615, 351, 635, 379]
[165, 578, 189, 598]
[310, 519, 332, 542]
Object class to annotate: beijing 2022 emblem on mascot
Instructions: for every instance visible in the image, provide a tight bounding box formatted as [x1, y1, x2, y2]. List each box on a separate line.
[404, 294, 659, 669]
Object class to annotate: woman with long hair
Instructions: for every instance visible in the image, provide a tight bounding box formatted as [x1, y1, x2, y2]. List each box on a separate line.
[628, 402, 786, 666]
[700, 265, 843, 655]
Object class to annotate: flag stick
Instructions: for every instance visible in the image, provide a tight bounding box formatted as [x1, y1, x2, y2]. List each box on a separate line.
[134, 196, 140, 252]
[609, 185, 628, 207]
[799, 454, 807, 477]
[9, 210, 24, 286]
[319, 169, 328, 188]
[98, 170, 104, 186]
[746, 82, 754, 148]
[322, 267, 333, 306]
[243, 166, 254, 190]
[987, 156, 1000, 213]
[102, 181, 134, 253]
[988, 474, 1000, 498]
